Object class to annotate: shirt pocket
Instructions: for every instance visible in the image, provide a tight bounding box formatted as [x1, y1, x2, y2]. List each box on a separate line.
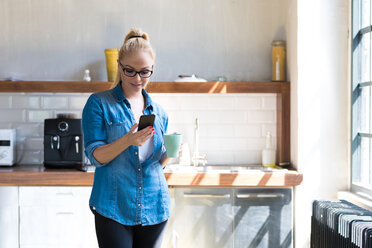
[105, 119, 128, 143]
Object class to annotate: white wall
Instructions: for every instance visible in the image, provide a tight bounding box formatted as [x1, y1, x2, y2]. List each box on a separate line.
[294, 0, 350, 247]
[0, 0, 289, 82]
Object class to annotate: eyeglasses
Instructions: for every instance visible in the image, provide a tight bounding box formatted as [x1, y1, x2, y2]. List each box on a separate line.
[118, 61, 153, 78]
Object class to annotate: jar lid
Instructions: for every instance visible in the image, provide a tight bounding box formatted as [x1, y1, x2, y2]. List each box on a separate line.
[271, 40, 286, 46]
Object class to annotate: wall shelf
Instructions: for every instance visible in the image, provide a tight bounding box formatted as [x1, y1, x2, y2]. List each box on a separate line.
[0, 80, 290, 165]
[0, 80, 287, 93]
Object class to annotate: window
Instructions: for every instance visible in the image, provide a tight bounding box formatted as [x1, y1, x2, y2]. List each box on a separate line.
[351, 0, 372, 196]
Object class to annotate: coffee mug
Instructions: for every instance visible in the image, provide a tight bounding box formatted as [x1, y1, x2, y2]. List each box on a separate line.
[164, 133, 182, 158]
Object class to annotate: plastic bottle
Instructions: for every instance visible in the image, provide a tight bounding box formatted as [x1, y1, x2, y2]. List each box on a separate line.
[83, 69, 91, 82]
[262, 132, 276, 168]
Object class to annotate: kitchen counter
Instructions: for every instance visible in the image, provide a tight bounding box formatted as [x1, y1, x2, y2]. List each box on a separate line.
[0, 164, 302, 187]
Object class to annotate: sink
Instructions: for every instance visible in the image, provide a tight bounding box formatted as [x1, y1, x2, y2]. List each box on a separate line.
[164, 164, 285, 173]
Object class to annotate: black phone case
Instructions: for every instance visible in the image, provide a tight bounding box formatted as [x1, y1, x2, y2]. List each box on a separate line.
[138, 115, 155, 131]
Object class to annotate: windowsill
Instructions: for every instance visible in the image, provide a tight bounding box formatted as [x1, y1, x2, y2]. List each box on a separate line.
[337, 191, 372, 210]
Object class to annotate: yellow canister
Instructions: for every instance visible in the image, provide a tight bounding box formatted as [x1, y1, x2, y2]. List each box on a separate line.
[104, 48, 119, 82]
[271, 40, 286, 81]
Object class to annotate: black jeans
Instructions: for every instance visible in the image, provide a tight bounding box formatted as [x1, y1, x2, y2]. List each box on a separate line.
[94, 211, 168, 248]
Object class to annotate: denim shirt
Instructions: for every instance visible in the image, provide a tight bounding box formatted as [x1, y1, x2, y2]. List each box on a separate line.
[82, 82, 170, 226]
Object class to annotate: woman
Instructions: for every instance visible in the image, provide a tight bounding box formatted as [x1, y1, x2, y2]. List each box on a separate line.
[82, 28, 171, 248]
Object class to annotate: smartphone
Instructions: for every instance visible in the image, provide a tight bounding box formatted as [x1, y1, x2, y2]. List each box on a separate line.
[137, 114, 155, 131]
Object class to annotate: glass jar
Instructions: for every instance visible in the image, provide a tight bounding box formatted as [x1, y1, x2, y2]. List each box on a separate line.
[271, 40, 286, 81]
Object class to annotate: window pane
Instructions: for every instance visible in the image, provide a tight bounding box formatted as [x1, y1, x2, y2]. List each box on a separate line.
[353, 0, 360, 37]
[353, 37, 361, 87]
[353, 136, 371, 185]
[362, 136, 370, 184]
[370, 86, 372, 133]
[362, 0, 370, 28]
[361, 32, 371, 83]
[360, 86, 371, 133]
[371, 137, 372, 184]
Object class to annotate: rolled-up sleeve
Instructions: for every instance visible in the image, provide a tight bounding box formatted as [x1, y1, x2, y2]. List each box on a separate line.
[82, 94, 108, 167]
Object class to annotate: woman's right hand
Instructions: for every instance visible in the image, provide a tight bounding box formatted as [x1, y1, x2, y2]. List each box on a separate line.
[126, 123, 155, 146]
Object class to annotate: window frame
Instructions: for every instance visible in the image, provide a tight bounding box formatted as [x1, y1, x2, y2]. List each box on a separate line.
[351, 0, 372, 196]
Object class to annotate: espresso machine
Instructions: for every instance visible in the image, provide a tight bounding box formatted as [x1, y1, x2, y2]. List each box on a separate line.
[44, 114, 84, 170]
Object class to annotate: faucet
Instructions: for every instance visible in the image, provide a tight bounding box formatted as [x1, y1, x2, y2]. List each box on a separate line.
[192, 118, 207, 166]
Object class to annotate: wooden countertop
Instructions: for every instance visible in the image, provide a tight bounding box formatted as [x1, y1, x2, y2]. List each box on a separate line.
[0, 164, 302, 187]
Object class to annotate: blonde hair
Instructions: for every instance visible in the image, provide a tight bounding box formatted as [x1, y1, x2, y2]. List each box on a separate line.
[112, 28, 155, 88]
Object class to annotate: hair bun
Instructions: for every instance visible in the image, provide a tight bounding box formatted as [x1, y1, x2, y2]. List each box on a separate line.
[124, 28, 150, 43]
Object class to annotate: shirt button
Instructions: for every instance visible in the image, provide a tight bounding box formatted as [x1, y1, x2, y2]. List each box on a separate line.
[139, 187, 142, 190]
[135, 152, 138, 155]
[138, 203, 141, 207]
[138, 168, 141, 171]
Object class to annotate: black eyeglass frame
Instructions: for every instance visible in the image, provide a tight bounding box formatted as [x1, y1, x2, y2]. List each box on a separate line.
[117, 60, 153, 78]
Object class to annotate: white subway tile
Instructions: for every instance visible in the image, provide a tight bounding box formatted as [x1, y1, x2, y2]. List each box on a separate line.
[12, 96, 40, 109]
[199, 137, 247, 151]
[234, 151, 262, 164]
[262, 96, 276, 110]
[12, 123, 43, 137]
[202, 151, 234, 165]
[42, 97, 68, 109]
[235, 95, 262, 109]
[247, 110, 275, 123]
[15, 137, 26, 159]
[178, 94, 209, 110]
[0, 96, 11, 108]
[262, 124, 277, 137]
[196, 110, 246, 124]
[0, 110, 25, 122]
[69, 96, 89, 109]
[234, 124, 262, 138]
[200, 137, 265, 153]
[15, 134, 26, 143]
[208, 95, 235, 109]
[168, 110, 195, 124]
[25, 138, 44, 150]
[0, 123, 11, 129]
[150, 95, 180, 111]
[245, 138, 266, 150]
[167, 123, 213, 141]
[54, 110, 82, 118]
[205, 124, 235, 138]
[28, 111, 54, 122]
[20, 150, 41, 164]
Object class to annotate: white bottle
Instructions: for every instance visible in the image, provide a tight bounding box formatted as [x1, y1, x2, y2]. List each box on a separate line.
[83, 69, 91, 82]
[179, 142, 191, 166]
[262, 132, 276, 168]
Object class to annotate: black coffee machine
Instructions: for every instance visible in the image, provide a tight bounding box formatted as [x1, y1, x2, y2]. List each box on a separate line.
[44, 114, 84, 170]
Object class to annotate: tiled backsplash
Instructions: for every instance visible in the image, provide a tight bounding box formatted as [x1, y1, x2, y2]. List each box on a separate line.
[0, 93, 276, 165]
